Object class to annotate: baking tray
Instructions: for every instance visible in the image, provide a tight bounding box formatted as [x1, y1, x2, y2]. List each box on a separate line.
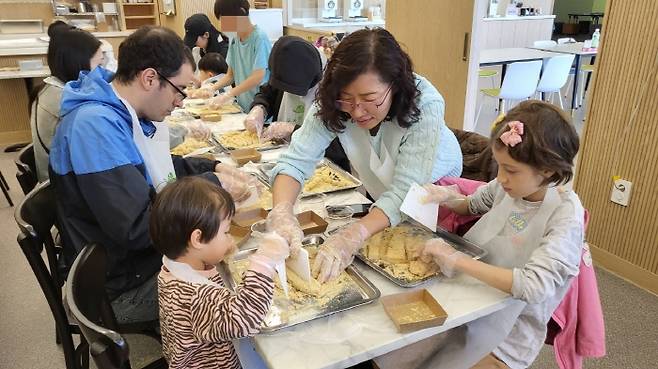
[255, 159, 362, 197]
[356, 222, 487, 288]
[219, 235, 380, 332]
[302, 159, 363, 197]
[213, 131, 288, 152]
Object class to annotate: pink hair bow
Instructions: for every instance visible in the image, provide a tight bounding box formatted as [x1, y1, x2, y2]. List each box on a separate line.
[500, 121, 524, 147]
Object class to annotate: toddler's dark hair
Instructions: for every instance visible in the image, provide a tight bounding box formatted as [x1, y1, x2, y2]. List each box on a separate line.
[150, 177, 235, 259]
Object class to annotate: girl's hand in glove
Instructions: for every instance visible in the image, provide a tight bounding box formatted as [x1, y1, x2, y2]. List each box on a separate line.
[248, 232, 290, 276]
[419, 238, 466, 278]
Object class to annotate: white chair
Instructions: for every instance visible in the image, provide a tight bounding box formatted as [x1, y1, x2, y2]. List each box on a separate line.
[536, 54, 576, 109]
[533, 40, 557, 48]
[476, 60, 543, 123]
[557, 37, 577, 44]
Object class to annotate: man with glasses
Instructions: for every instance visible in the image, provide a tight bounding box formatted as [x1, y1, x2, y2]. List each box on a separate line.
[49, 26, 250, 327]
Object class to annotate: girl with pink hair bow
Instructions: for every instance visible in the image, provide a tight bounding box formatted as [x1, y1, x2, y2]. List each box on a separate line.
[415, 100, 587, 369]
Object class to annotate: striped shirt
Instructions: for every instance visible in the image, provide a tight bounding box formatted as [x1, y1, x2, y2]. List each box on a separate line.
[158, 266, 274, 369]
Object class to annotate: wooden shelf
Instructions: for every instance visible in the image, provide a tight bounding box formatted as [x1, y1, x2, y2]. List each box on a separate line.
[122, 3, 155, 5]
[60, 12, 119, 16]
[124, 15, 156, 19]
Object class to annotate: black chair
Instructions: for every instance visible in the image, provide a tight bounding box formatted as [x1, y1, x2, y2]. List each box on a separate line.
[14, 181, 88, 369]
[66, 243, 167, 369]
[15, 143, 38, 195]
[0, 168, 12, 206]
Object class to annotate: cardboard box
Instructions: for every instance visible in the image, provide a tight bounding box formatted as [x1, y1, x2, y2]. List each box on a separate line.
[229, 225, 251, 248]
[230, 148, 262, 166]
[296, 211, 328, 235]
[380, 289, 448, 333]
[232, 208, 268, 230]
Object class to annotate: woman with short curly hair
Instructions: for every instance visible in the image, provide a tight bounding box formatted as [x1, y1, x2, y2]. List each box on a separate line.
[267, 28, 463, 283]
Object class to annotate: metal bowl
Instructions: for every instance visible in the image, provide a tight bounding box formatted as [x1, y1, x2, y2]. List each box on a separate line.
[302, 234, 325, 247]
[250, 219, 267, 233]
[325, 205, 355, 220]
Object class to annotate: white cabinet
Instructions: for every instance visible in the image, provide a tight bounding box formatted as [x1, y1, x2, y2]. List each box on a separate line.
[481, 16, 555, 50]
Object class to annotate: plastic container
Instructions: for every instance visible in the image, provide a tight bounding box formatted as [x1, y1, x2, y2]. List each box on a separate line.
[591, 28, 601, 49]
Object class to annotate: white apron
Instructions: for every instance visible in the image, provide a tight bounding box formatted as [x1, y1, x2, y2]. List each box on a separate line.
[418, 188, 562, 369]
[115, 91, 176, 192]
[337, 121, 406, 199]
[276, 86, 317, 125]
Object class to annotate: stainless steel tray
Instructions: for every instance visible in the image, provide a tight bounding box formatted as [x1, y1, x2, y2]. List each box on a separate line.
[213, 131, 288, 152]
[356, 222, 488, 288]
[301, 158, 363, 197]
[218, 235, 380, 332]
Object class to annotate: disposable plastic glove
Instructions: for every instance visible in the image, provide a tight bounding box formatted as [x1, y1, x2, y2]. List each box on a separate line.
[266, 202, 304, 257]
[244, 105, 266, 138]
[188, 87, 214, 99]
[419, 238, 466, 278]
[215, 171, 250, 203]
[185, 121, 211, 141]
[421, 184, 466, 208]
[209, 93, 234, 109]
[248, 232, 290, 276]
[215, 163, 251, 182]
[262, 122, 296, 141]
[312, 223, 369, 283]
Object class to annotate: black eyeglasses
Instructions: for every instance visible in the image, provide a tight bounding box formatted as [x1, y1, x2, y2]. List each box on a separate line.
[336, 84, 393, 112]
[155, 70, 187, 100]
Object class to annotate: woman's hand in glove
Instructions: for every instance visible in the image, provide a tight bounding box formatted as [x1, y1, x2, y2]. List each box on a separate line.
[265, 202, 304, 257]
[311, 222, 369, 283]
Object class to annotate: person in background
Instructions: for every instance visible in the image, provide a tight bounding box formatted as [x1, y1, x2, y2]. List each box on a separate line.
[316, 35, 339, 60]
[30, 21, 104, 182]
[266, 28, 463, 283]
[183, 13, 229, 60]
[243, 35, 350, 171]
[49, 26, 251, 327]
[204, 0, 272, 112]
[151, 177, 290, 369]
[198, 52, 229, 90]
[244, 36, 320, 141]
[418, 100, 583, 369]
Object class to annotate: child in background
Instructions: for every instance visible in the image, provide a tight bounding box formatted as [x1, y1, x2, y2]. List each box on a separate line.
[198, 52, 229, 94]
[207, 0, 272, 112]
[421, 100, 584, 369]
[150, 177, 289, 369]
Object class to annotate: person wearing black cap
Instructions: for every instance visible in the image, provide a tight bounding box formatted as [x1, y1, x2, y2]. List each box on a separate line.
[183, 13, 228, 59]
[244, 35, 350, 171]
[244, 36, 321, 138]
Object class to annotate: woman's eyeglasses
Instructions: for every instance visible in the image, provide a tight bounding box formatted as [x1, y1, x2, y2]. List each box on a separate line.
[336, 84, 392, 112]
[155, 70, 187, 100]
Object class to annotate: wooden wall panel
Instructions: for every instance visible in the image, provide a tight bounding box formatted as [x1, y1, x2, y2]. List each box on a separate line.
[574, 0, 658, 294]
[0, 2, 54, 27]
[387, 0, 474, 129]
[157, 0, 218, 37]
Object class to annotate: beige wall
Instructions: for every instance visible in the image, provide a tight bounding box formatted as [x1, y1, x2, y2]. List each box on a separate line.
[158, 0, 219, 37]
[574, 0, 658, 295]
